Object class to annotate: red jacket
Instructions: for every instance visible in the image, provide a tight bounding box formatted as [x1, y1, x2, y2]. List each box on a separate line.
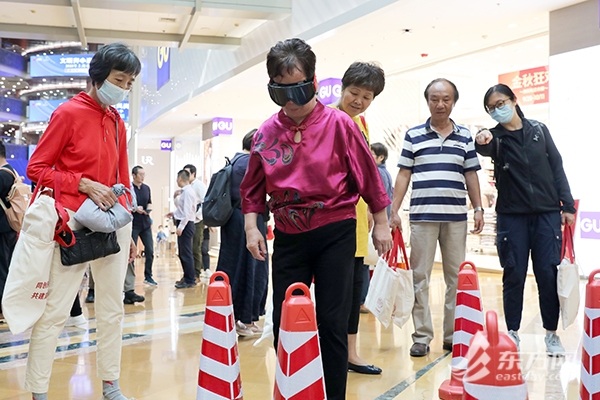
[27, 92, 131, 212]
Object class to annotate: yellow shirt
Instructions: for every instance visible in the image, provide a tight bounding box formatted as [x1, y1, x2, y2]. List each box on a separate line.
[352, 115, 369, 258]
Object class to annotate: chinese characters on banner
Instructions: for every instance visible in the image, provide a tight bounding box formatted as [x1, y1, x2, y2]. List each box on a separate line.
[498, 66, 549, 105]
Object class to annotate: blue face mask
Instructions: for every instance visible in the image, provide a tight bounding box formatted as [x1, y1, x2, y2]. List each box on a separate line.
[490, 104, 514, 124]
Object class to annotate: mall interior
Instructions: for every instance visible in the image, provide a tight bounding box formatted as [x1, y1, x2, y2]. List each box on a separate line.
[0, 0, 599, 399]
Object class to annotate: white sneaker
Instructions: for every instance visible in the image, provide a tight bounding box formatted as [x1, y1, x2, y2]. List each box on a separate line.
[545, 332, 565, 357]
[508, 330, 520, 351]
[235, 321, 254, 337]
[203, 269, 213, 279]
[65, 314, 87, 329]
[248, 322, 263, 335]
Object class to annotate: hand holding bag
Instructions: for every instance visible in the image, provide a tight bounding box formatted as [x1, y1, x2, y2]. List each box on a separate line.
[557, 224, 580, 329]
[73, 183, 134, 233]
[1, 171, 73, 334]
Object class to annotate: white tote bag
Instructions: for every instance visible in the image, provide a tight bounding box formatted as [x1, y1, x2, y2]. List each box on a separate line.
[2, 188, 61, 334]
[364, 256, 400, 328]
[557, 225, 580, 329]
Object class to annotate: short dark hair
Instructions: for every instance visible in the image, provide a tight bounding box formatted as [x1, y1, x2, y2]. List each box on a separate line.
[370, 142, 388, 163]
[266, 38, 316, 81]
[0, 141, 5, 159]
[341, 62, 385, 97]
[183, 164, 197, 176]
[89, 43, 141, 86]
[177, 169, 190, 182]
[131, 165, 143, 175]
[483, 83, 525, 118]
[424, 78, 459, 103]
[243, 129, 257, 151]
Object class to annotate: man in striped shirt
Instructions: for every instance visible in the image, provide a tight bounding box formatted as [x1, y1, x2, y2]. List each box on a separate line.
[390, 78, 484, 357]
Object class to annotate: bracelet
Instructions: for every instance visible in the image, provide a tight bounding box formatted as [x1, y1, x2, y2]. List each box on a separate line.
[476, 128, 487, 135]
[473, 207, 484, 213]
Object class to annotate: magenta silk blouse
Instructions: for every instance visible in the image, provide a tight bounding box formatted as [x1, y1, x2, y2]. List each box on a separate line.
[240, 102, 390, 234]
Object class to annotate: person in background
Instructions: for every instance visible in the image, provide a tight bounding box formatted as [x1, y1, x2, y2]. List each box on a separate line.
[65, 295, 87, 329]
[156, 225, 168, 258]
[201, 226, 211, 276]
[183, 164, 208, 281]
[370, 142, 393, 219]
[131, 165, 156, 286]
[24, 42, 140, 400]
[336, 61, 385, 375]
[169, 170, 197, 289]
[241, 38, 392, 400]
[216, 129, 268, 336]
[390, 78, 484, 358]
[475, 83, 576, 356]
[0, 142, 18, 323]
[85, 267, 95, 303]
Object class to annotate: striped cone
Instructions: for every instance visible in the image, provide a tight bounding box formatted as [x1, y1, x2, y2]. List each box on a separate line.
[197, 271, 243, 400]
[580, 269, 600, 400]
[462, 311, 527, 399]
[273, 282, 326, 400]
[439, 261, 485, 400]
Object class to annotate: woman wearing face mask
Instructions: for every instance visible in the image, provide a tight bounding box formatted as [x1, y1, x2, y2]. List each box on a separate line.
[475, 83, 576, 357]
[25, 43, 140, 400]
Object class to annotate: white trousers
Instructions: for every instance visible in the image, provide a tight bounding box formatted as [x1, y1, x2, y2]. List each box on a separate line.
[25, 213, 131, 393]
[409, 220, 467, 345]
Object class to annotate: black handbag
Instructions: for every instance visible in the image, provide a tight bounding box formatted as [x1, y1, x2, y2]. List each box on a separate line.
[59, 228, 120, 266]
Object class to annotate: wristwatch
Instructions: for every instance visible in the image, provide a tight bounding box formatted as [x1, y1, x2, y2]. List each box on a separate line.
[473, 207, 484, 213]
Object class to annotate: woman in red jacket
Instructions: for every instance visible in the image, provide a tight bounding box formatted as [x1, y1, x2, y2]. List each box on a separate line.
[25, 43, 140, 400]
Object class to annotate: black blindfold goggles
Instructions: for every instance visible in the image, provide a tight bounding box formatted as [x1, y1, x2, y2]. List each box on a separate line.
[267, 78, 316, 107]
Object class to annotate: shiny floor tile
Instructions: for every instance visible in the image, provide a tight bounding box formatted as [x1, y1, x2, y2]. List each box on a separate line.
[0, 255, 585, 399]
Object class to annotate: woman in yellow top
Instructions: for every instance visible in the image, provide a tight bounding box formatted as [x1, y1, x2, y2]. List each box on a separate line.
[337, 61, 386, 375]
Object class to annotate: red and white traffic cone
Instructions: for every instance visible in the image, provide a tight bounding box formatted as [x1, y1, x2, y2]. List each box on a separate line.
[462, 310, 527, 399]
[197, 272, 243, 400]
[273, 282, 326, 400]
[580, 269, 600, 400]
[439, 261, 485, 400]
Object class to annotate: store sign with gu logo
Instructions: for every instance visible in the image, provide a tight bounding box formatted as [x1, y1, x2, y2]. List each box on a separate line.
[317, 78, 342, 106]
[212, 117, 233, 136]
[580, 212, 600, 239]
[160, 139, 172, 151]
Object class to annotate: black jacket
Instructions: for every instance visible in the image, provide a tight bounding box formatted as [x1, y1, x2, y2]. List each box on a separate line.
[475, 118, 576, 215]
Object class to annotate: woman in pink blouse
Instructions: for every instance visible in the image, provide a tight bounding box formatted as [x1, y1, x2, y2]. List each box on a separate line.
[240, 38, 392, 400]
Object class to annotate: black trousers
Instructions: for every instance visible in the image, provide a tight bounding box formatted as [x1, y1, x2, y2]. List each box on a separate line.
[496, 211, 562, 331]
[132, 226, 154, 280]
[272, 219, 356, 400]
[0, 230, 17, 314]
[348, 257, 365, 334]
[176, 221, 196, 284]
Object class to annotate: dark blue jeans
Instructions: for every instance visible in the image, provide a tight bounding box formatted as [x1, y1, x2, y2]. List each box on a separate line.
[496, 212, 562, 332]
[176, 221, 196, 284]
[132, 226, 154, 280]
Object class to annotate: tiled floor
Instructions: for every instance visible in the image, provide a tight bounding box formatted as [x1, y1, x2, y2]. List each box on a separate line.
[0, 253, 585, 399]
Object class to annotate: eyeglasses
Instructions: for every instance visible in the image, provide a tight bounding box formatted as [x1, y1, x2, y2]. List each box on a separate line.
[486, 98, 512, 113]
[267, 78, 316, 107]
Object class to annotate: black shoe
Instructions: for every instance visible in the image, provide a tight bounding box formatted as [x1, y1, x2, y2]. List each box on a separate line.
[174, 281, 197, 289]
[410, 343, 430, 357]
[443, 341, 453, 351]
[85, 290, 95, 303]
[348, 362, 382, 375]
[123, 291, 145, 304]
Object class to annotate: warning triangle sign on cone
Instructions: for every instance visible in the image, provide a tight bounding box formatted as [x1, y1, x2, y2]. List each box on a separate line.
[439, 261, 485, 400]
[197, 272, 243, 400]
[462, 310, 528, 400]
[273, 282, 326, 400]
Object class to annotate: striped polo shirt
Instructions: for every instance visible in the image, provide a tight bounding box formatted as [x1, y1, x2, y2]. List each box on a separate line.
[398, 118, 480, 222]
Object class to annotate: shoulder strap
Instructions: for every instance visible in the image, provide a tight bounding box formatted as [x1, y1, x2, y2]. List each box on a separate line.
[0, 166, 18, 182]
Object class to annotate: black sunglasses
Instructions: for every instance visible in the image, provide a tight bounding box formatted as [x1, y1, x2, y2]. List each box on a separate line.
[267, 78, 316, 107]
